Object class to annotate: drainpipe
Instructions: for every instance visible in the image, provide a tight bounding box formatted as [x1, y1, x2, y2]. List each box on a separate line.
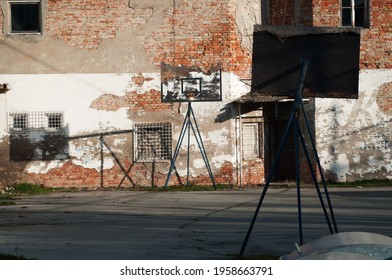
[261, 0, 269, 26]
[238, 103, 243, 187]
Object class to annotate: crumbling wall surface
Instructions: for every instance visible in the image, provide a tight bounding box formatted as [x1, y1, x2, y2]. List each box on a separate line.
[312, 1, 340, 26]
[144, 0, 252, 79]
[45, 0, 153, 50]
[269, 0, 313, 26]
[0, 5, 5, 42]
[316, 70, 392, 182]
[0, 0, 260, 188]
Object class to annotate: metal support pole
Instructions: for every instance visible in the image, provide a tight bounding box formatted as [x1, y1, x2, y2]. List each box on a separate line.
[99, 135, 104, 189]
[240, 59, 338, 257]
[164, 102, 216, 189]
[240, 60, 310, 257]
[299, 98, 338, 233]
[294, 117, 304, 245]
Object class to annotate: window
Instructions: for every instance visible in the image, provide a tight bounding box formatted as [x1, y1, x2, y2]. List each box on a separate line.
[11, 113, 28, 130]
[242, 123, 261, 160]
[9, 1, 42, 33]
[47, 113, 63, 130]
[342, 0, 369, 28]
[134, 122, 172, 162]
[7, 111, 64, 131]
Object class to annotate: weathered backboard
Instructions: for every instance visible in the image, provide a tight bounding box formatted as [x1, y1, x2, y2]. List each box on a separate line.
[161, 63, 222, 102]
[252, 26, 361, 98]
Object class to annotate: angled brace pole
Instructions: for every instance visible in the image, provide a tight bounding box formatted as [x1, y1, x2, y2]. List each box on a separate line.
[240, 60, 309, 257]
[164, 102, 216, 189]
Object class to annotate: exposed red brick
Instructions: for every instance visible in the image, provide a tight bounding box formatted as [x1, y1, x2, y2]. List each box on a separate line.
[45, 0, 153, 50]
[144, 1, 252, 79]
[377, 82, 392, 115]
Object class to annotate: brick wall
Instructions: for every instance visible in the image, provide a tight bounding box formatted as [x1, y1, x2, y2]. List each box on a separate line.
[312, 0, 340, 26]
[269, 0, 313, 26]
[144, 0, 252, 79]
[241, 160, 264, 186]
[361, 1, 392, 69]
[45, 0, 153, 50]
[377, 82, 392, 114]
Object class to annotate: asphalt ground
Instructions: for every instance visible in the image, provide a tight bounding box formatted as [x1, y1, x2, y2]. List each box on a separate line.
[0, 187, 391, 260]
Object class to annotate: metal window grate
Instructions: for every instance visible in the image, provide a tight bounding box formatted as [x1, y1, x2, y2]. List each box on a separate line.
[134, 122, 172, 162]
[47, 113, 63, 130]
[242, 123, 260, 160]
[7, 111, 64, 133]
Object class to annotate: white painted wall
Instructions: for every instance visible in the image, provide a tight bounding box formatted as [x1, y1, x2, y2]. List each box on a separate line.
[0, 72, 249, 177]
[316, 69, 392, 181]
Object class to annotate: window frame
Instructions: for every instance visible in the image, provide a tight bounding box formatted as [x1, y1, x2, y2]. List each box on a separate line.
[341, 0, 370, 28]
[8, 0, 42, 35]
[46, 113, 63, 131]
[242, 122, 262, 160]
[11, 113, 28, 131]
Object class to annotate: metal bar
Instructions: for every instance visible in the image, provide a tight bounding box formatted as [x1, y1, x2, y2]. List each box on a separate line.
[99, 136, 104, 189]
[187, 103, 191, 187]
[240, 110, 295, 257]
[67, 129, 133, 140]
[299, 98, 338, 233]
[294, 118, 304, 245]
[118, 162, 135, 188]
[240, 60, 309, 257]
[189, 105, 216, 189]
[164, 104, 191, 188]
[297, 123, 333, 233]
[101, 139, 135, 188]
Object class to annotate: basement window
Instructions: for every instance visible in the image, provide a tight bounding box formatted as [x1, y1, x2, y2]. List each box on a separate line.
[134, 122, 172, 162]
[11, 113, 28, 131]
[9, 1, 42, 34]
[7, 111, 64, 131]
[47, 113, 63, 131]
[341, 0, 370, 28]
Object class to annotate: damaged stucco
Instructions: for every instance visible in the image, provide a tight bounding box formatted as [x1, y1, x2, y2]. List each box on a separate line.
[316, 70, 392, 181]
[0, 0, 267, 187]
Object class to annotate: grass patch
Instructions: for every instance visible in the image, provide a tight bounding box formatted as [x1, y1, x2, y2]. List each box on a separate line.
[7, 183, 54, 196]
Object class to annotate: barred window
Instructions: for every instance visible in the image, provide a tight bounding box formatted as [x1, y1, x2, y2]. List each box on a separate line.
[134, 122, 172, 162]
[7, 111, 64, 132]
[243, 123, 261, 160]
[47, 113, 63, 130]
[11, 113, 28, 130]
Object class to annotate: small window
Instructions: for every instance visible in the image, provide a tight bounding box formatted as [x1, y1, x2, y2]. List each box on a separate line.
[134, 122, 172, 162]
[9, 1, 42, 33]
[342, 0, 369, 28]
[242, 123, 261, 160]
[12, 113, 28, 130]
[7, 111, 64, 131]
[47, 113, 63, 130]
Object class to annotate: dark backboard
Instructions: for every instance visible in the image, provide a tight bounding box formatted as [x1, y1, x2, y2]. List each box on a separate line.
[252, 26, 361, 98]
[161, 63, 222, 102]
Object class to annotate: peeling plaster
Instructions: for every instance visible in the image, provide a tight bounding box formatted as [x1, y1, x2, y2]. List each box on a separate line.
[236, 0, 261, 51]
[26, 160, 65, 174]
[316, 69, 392, 181]
[207, 128, 229, 147]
